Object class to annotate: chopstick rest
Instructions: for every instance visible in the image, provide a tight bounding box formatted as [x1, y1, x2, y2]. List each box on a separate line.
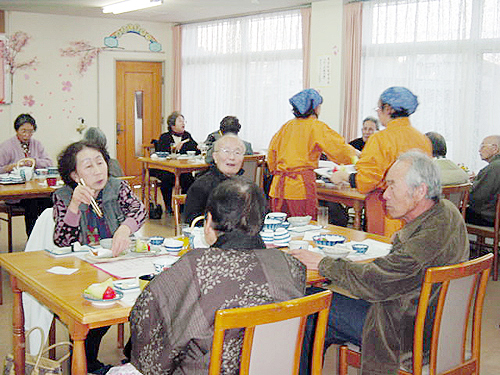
[79, 178, 103, 218]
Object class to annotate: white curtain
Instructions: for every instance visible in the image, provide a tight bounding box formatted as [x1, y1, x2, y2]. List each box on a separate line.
[180, 10, 303, 152]
[359, 0, 500, 174]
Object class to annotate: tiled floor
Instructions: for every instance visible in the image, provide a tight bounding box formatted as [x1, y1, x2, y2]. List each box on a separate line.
[1, 214, 500, 374]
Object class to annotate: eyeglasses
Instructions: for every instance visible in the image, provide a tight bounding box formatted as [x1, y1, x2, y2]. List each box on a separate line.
[18, 129, 35, 135]
[215, 148, 244, 157]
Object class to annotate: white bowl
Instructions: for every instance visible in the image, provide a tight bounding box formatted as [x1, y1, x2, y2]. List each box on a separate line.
[266, 212, 287, 222]
[287, 216, 312, 227]
[321, 244, 353, 259]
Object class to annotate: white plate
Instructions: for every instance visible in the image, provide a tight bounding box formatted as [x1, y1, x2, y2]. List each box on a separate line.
[113, 279, 140, 291]
[83, 290, 124, 307]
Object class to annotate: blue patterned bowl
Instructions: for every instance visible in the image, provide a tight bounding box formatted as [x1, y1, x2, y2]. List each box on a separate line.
[313, 234, 346, 248]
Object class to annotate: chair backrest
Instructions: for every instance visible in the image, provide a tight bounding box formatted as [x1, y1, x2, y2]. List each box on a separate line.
[209, 290, 332, 375]
[412, 253, 493, 375]
[241, 154, 266, 189]
[25, 207, 55, 252]
[441, 183, 471, 219]
[172, 194, 187, 236]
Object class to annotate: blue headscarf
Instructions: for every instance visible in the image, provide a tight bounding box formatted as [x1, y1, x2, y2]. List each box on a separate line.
[289, 89, 323, 116]
[379, 87, 418, 115]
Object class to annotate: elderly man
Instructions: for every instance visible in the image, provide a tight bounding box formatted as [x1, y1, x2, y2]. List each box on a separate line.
[330, 87, 432, 237]
[294, 151, 469, 375]
[466, 135, 500, 226]
[349, 116, 379, 151]
[184, 134, 246, 224]
[425, 131, 468, 185]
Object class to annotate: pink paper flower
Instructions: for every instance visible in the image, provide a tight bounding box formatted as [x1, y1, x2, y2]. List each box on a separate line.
[23, 95, 35, 107]
[62, 81, 72, 92]
[60, 41, 103, 75]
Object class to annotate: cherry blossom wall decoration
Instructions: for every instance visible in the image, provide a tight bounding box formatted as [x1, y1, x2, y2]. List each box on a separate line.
[62, 81, 72, 92]
[0, 31, 39, 103]
[23, 94, 35, 107]
[60, 41, 103, 75]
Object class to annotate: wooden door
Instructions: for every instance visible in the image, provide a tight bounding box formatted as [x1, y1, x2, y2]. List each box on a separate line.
[116, 61, 162, 176]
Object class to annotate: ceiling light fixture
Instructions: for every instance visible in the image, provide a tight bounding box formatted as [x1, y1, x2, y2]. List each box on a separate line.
[102, 0, 163, 14]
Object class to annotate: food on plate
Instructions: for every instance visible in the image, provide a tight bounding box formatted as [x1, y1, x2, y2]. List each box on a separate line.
[84, 278, 115, 299]
[102, 286, 117, 300]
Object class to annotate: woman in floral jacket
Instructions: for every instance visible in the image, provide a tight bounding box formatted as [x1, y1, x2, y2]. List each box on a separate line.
[129, 178, 306, 375]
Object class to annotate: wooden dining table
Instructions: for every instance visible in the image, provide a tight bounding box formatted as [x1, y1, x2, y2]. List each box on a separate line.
[0, 223, 390, 374]
[316, 183, 367, 230]
[138, 156, 209, 211]
[0, 251, 131, 375]
[0, 179, 57, 200]
[0, 179, 59, 305]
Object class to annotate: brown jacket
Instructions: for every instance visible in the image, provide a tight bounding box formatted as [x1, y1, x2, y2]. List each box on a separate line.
[318, 199, 469, 374]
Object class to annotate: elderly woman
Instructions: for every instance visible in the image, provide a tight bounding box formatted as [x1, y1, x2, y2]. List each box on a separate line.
[204, 116, 253, 163]
[83, 127, 124, 177]
[184, 134, 246, 224]
[0, 114, 54, 235]
[150, 111, 199, 213]
[268, 88, 357, 218]
[349, 116, 379, 151]
[53, 140, 146, 374]
[330, 87, 432, 236]
[128, 177, 306, 374]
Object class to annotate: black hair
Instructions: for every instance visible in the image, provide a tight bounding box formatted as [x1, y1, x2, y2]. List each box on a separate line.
[57, 140, 110, 188]
[219, 116, 241, 135]
[292, 102, 318, 119]
[381, 103, 410, 118]
[14, 114, 37, 131]
[425, 132, 447, 157]
[205, 177, 266, 236]
[167, 111, 184, 131]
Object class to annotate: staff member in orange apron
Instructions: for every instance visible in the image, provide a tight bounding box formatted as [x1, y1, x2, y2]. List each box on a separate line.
[330, 86, 432, 237]
[268, 89, 357, 218]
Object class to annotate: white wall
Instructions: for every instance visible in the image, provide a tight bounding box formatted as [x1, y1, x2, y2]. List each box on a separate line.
[0, 11, 173, 161]
[310, 0, 344, 133]
[0, 3, 346, 162]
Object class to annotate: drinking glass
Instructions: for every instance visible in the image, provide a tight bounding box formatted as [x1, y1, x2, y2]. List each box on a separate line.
[317, 206, 329, 227]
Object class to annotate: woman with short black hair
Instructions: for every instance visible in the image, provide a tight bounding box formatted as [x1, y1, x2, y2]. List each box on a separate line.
[150, 111, 199, 213]
[128, 177, 306, 374]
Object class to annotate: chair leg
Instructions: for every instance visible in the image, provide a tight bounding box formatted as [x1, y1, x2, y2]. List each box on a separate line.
[0, 268, 3, 305]
[117, 323, 124, 348]
[494, 242, 498, 281]
[7, 211, 13, 253]
[338, 346, 348, 375]
[49, 318, 56, 359]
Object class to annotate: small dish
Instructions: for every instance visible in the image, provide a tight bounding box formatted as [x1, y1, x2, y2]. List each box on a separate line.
[113, 279, 140, 291]
[352, 244, 369, 254]
[149, 236, 165, 246]
[313, 234, 346, 248]
[287, 216, 312, 227]
[321, 244, 354, 259]
[83, 290, 124, 307]
[266, 212, 287, 222]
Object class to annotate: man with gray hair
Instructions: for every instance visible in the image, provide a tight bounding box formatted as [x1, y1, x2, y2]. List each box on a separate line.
[466, 135, 500, 227]
[294, 150, 469, 375]
[184, 134, 246, 224]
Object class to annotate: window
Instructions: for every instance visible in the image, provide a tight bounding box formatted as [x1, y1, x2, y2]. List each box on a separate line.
[360, 0, 500, 173]
[181, 10, 303, 151]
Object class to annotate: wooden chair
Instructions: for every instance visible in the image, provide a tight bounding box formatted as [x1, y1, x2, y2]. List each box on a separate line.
[338, 253, 493, 375]
[0, 158, 36, 253]
[172, 194, 187, 236]
[0, 202, 25, 253]
[466, 194, 500, 281]
[441, 183, 471, 219]
[209, 290, 332, 375]
[242, 154, 266, 189]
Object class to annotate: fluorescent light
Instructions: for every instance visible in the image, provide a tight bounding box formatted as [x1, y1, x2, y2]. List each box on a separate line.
[102, 0, 162, 14]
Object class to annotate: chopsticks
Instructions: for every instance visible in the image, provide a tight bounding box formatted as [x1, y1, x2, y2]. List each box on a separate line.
[79, 178, 103, 218]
